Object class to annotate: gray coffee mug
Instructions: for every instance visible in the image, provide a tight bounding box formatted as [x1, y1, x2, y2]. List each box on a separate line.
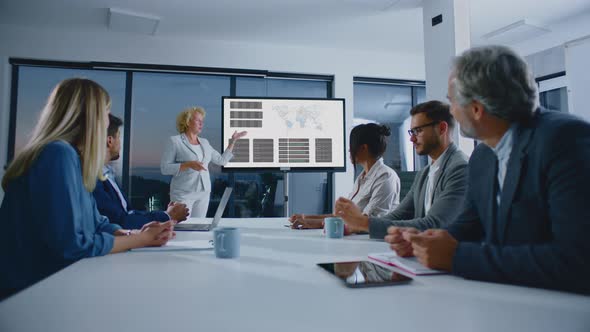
[324, 217, 344, 238]
[213, 227, 240, 258]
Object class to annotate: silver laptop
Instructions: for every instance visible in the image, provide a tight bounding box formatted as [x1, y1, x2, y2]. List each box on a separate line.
[174, 187, 232, 231]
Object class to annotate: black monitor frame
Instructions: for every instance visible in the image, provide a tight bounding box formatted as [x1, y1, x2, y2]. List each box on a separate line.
[221, 96, 346, 173]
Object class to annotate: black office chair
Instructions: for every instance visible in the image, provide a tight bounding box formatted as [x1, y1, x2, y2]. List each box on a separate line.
[259, 174, 279, 217]
[398, 171, 418, 199]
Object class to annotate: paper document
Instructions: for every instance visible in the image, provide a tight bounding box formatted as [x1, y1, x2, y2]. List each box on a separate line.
[368, 252, 445, 275]
[131, 239, 214, 252]
[182, 218, 212, 224]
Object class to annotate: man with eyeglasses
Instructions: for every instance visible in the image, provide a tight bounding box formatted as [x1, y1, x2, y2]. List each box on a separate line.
[384, 45, 590, 294]
[335, 100, 468, 239]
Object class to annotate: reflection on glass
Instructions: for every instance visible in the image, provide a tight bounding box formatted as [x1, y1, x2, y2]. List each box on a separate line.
[354, 82, 422, 173]
[540, 87, 568, 113]
[416, 86, 426, 104]
[12, 66, 331, 218]
[320, 261, 413, 286]
[412, 86, 429, 170]
[14, 66, 126, 159]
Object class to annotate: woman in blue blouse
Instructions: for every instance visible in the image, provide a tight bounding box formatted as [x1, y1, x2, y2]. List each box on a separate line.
[0, 78, 174, 300]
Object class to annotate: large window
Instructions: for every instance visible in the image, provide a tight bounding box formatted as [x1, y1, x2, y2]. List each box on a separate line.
[538, 74, 568, 113]
[12, 66, 126, 158]
[353, 78, 426, 174]
[129, 73, 231, 213]
[8, 60, 334, 218]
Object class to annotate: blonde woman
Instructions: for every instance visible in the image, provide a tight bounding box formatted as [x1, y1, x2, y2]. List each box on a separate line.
[0, 78, 174, 299]
[161, 107, 247, 217]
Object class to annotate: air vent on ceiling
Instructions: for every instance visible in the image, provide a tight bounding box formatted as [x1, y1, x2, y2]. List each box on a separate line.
[482, 19, 550, 44]
[108, 8, 160, 35]
[381, 0, 423, 11]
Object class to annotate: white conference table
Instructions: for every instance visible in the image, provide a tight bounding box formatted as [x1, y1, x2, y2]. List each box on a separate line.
[1, 218, 589, 332]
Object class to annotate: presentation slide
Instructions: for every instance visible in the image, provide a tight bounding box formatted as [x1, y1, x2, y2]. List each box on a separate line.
[222, 97, 345, 171]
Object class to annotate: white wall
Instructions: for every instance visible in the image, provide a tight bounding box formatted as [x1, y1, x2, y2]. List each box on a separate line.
[565, 36, 590, 121]
[524, 46, 565, 79]
[512, 11, 590, 57]
[423, 0, 463, 102]
[0, 23, 425, 204]
[510, 11, 590, 121]
[422, 0, 474, 157]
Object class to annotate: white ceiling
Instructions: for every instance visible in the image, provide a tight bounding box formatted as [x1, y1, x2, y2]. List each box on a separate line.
[470, 0, 590, 46]
[1, 0, 589, 54]
[0, 0, 425, 53]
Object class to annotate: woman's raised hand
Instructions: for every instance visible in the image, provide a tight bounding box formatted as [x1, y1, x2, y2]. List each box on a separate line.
[231, 131, 248, 140]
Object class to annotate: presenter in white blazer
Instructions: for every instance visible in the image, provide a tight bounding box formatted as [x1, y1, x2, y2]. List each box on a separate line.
[161, 106, 247, 217]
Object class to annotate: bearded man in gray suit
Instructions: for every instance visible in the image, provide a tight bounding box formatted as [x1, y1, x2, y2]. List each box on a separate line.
[335, 100, 468, 239]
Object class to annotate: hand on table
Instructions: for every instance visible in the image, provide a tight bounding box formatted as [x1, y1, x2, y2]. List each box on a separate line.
[289, 214, 323, 229]
[403, 229, 458, 271]
[384, 226, 419, 257]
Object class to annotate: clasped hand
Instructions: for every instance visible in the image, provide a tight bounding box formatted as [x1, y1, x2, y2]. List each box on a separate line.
[384, 226, 458, 271]
[166, 201, 189, 222]
[139, 220, 176, 247]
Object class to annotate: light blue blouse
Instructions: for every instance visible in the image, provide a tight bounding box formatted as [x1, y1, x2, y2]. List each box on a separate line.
[0, 141, 120, 295]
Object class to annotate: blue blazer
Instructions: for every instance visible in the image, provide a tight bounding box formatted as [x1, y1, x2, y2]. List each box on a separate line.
[93, 178, 169, 230]
[0, 141, 120, 297]
[448, 109, 590, 294]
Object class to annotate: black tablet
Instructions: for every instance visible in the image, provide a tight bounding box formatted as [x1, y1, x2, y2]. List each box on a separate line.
[318, 261, 413, 288]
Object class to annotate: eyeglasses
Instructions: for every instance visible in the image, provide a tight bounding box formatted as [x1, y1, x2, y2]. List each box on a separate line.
[407, 121, 439, 137]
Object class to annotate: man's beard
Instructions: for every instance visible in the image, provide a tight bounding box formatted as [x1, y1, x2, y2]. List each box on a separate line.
[416, 138, 438, 156]
[459, 124, 477, 139]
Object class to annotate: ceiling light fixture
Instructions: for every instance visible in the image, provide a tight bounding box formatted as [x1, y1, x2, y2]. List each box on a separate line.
[482, 19, 550, 44]
[108, 8, 160, 36]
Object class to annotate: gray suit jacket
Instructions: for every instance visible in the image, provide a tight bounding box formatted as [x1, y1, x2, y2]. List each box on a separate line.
[369, 143, 468, 239]
[160, 134, 233, 197]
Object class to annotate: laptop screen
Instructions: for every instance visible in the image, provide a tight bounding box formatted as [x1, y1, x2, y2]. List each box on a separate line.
[210, 187, 233, 228]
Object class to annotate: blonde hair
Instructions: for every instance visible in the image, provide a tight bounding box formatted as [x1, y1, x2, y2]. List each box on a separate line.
[2, 78, 110, 192]
[176, 106, 206, 133]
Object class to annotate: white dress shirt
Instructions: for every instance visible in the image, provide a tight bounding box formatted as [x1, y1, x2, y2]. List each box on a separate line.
[424, 146, 451, 214]
[491, 124, 517, 206]
[349, 159, 400, 217]
[190, 143, 206, 191]
[103, 165, 128, 212]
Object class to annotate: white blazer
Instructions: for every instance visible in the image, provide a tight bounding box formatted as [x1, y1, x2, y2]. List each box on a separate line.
[161, 134, 233, 197]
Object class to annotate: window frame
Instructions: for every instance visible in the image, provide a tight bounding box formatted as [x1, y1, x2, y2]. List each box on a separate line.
[7, 58, 335, 216]
[352, 76, 427, 172]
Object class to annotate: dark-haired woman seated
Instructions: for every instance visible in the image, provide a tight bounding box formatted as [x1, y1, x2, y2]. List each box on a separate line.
[289, 123, 400, 231]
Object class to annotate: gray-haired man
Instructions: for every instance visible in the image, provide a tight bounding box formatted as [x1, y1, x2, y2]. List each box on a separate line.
[386, 45, 590, 294]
